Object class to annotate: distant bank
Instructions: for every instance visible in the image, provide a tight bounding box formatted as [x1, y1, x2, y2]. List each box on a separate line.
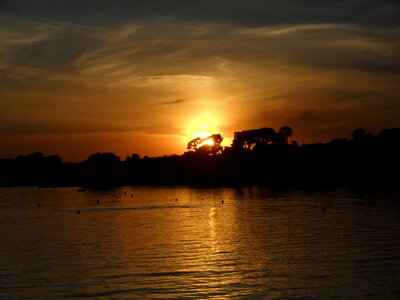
[1, 127, 399, 189]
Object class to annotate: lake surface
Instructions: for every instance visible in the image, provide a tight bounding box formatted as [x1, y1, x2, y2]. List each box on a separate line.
[1, 186, 400, 299]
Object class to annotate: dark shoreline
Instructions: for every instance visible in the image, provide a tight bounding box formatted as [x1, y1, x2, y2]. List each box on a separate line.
[1, 127, 399, 190]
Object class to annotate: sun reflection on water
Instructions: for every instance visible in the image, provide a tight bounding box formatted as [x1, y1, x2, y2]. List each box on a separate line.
[209, 206, 217, 246]
[1, 187, 400, 299]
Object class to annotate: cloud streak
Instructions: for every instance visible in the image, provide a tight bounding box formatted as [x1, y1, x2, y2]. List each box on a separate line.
[157, 99, 186, 106]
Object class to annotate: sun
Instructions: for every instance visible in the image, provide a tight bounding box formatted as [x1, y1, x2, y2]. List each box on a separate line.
[201, 137, 215, 146]
[185, 112, 220, 142]
[182, 110, 232, 148]
[193, 131, 211, 139]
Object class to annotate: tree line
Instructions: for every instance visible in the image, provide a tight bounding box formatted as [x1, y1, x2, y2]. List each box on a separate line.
[0, 126, 399, 188]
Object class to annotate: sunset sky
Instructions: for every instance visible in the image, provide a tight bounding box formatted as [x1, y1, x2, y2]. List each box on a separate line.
[1, 0, 399, 161]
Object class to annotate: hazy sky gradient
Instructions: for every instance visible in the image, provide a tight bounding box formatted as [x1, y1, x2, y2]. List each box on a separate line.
[1, 0, 399, 161]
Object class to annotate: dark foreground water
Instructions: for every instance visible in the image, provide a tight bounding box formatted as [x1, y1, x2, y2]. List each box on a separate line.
[0, 187, 400, 299]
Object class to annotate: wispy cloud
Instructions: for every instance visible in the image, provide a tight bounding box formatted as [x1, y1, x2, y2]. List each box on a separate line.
[234, 24, 352, 37]
[156, 99, 186, 106]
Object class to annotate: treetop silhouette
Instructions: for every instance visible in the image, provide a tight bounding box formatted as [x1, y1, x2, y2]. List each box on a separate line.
[232, 126, 293, 150]
[1, 125, 399, 188]
[187, 133, 223, 155]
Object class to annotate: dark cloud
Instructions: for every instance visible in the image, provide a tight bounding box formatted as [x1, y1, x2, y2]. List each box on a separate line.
[157, 99, 186, 106]
[11, 30, 103, 71]
[1, 0, 399, 28]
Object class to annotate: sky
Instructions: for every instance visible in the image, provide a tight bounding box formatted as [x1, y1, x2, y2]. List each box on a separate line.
[1, 0, 399, 161]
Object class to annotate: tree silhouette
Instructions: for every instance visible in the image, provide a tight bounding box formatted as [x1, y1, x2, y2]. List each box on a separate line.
[232, 127, 277, 150]
[232, 126, 294, 151]
[187, 137, 203, 151]
[2, 125, 400, 188]
[85, 152, 121, 185]
[203, 133, 224, 155]
[187, 134, 224, 155]
[352, 128, 372, 142]
[277, 125, 293, 144]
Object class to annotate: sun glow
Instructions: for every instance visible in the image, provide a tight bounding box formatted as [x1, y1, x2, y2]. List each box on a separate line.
[201, 137, 215, 146]
[182, 109, 232, 149]
[185, 111, 220, 142]
[193, 131, 212, 139]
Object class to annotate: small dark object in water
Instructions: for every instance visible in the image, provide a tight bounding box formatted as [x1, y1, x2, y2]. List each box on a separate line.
[38, 203, 41, 208]
[125, 192, 126, 195]
[96, 199, 99, 204]
[221, 200, 224, 204]
[131, 195, 133, 197]
[322, 207, 326, 213]
[77, 210, 80, 215]
[175, 198, 178, 201]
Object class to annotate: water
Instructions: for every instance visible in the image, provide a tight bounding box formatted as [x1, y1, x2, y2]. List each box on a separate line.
[1, 186, 400, 299]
